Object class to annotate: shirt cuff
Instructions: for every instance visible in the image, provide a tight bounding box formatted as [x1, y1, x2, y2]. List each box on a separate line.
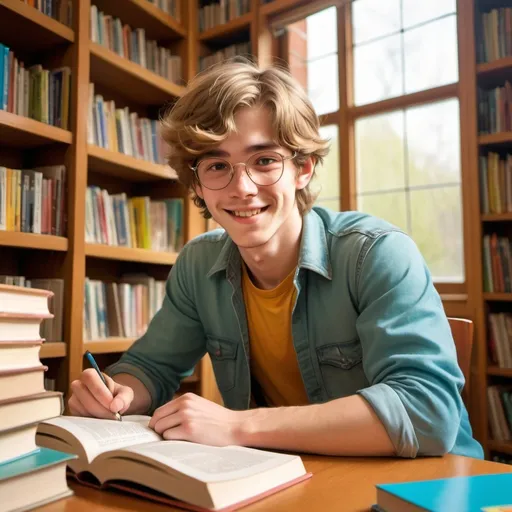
[105, 362, 158, 414]
[358, 383, 419, 458]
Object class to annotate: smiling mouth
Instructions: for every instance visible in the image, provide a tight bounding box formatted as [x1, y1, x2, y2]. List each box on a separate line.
[225, 207, 269, 218]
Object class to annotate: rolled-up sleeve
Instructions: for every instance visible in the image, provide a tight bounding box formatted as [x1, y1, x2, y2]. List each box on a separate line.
[106, 245, 207, 413]
[355, 231, 464, 458]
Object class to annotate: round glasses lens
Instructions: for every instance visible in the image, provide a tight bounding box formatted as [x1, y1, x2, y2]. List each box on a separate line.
[197, 158, 233, 190]
[246, 152, 284, 186]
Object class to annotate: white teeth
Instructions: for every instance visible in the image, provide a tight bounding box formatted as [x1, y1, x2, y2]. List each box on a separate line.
[232, 209, 261, 217]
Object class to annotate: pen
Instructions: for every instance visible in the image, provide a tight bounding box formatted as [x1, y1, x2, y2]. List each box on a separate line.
[84, 350, 122, 421]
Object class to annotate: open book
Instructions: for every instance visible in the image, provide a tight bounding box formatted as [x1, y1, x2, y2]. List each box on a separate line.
[36, 415, 311, 511]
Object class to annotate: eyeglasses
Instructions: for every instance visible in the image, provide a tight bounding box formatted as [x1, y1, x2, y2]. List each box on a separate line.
[190, 150, 297, 190]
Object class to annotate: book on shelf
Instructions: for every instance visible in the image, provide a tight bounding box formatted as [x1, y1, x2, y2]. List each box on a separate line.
[0, 165, 67, 236]
[84, 275, 166, 339]
[374, 473, 512, 512]
[488, 384, 512, 442]
[0, 283, 72, 508]
[479, 151, 512, 215]
[0, 44, 71, 129]
[36, 415, 311, 511]
[87, 83, 167, 164]
[482, 233, 512, 293]
[199, 42, 252, 72]
[85, 186, 183, 251]
[21, 0, 73, 27]
[476, 6, 512, 64]
[90, 5, 182, 84]
[488, 312, 512, 369]
[477, 82, 512, 135]
[146, 0, 181, 21]
[0, 276, 64, 342]
[198, 0, 251, 32]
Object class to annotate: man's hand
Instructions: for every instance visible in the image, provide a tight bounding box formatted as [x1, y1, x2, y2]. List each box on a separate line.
[148, 393, 246, 446]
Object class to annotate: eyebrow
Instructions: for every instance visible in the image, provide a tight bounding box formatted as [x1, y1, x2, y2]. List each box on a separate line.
[198, 143, 281, 160]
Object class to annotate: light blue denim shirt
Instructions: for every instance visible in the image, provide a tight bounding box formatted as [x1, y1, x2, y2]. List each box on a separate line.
[106, 206, 483, 459]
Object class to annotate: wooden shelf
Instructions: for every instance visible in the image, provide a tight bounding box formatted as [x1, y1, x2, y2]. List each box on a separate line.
[0, 231, 68, 251]
[88, 145, 177, 182]
[488, 366, 512, 377]
[0, 0, 74, 51]
[477, 57, 512, 76]
[89, 42, 185, 105]
[0, 111, 72, 148]
[198, 13, 253, 44]
[91, 0, 186, 40]
[40, 342, 67, 359]
[482, 213, 512, 222]
[260, 0, 309, 16]
[483, 293, 512, 302]
[84, 338, 136, 354]
[85, 243, 178, 265]
[488, 440, 512, 455]
[479, 132, 512, 146]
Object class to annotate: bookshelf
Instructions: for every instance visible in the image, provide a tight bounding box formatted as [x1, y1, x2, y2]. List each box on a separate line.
[466, 0, 512, 459]
[0, 0, 215, 405]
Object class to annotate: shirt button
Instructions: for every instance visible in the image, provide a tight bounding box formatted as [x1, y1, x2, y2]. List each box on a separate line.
[215, 350, 221, 356]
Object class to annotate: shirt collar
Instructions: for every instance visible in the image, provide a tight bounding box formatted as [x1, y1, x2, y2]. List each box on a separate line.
[206, 208, 332, 280]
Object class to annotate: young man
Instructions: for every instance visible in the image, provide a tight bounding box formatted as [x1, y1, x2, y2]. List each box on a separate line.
[69, 59, 483, 459]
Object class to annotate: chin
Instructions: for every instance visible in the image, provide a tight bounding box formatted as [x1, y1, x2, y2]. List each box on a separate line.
[229, 232, 272, 249]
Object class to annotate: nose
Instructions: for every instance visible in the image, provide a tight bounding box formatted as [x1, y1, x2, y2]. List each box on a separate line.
[228, 163, 258, 197]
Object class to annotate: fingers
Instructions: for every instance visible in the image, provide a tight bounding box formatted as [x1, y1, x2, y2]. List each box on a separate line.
[80, 368, 115, 410]
[152, 409, 184, 435]
[68, 395, 91, 417]
[110, 384, 134, 415]
[69, 379, 118, 419]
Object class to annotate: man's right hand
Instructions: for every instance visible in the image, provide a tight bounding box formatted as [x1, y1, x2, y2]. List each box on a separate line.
[68, 368, 134, 419]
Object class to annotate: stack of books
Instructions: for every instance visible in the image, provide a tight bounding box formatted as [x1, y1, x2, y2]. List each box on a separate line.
[0, 284, 75, 510]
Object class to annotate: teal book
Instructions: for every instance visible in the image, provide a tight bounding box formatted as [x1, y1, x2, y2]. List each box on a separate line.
[376, 473, 512, 512]
[0, 447, 76, 512]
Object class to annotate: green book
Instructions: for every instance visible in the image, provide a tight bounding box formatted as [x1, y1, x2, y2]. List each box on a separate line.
[0, 447, 76, 511]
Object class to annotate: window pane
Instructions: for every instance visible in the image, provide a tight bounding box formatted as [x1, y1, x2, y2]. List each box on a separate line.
[404, 16, 458, 95]
[410, 186, 464, 282]
[306, 7, 337, 60]
[402, 0, 456, 29]
[355, 111, 405, 193]
[307, 54, 339, 115]
[407, 99, 461, 187]
[354, 34, 402, 105]
[352, 0, 401, 45]
[315, 125, 340, 211]
[358, 192, 408, 232]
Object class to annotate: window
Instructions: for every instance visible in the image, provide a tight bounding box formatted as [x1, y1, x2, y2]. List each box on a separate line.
[351, 0, 463, 283]
[355, 100, 464, 282]
[352, 0, 458, 105]
[282, 7, 341, 211]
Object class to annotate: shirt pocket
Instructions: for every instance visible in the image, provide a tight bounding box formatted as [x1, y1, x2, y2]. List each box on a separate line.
[316, 339, 367, 399]
[206, 336, 239, 392]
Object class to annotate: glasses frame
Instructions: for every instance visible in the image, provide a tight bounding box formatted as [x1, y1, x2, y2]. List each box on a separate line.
[189, 150, 298, 190]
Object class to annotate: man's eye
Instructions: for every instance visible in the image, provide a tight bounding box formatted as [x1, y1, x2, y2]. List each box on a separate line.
[208, 163, 228, 172]
[257, 158, 276, 165]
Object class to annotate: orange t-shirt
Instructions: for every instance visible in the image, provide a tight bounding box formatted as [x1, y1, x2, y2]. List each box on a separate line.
[242, 263, 309, 407]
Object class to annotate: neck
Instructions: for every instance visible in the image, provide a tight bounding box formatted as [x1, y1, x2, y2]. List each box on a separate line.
[239, 208, 303, 290]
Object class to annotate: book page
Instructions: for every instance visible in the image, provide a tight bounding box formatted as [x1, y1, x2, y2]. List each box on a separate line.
[42, 415, 161, 462]
[119, 440, 299, 483]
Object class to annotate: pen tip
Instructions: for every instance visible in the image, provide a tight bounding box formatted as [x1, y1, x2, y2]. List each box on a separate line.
[115, 412, 122, 421]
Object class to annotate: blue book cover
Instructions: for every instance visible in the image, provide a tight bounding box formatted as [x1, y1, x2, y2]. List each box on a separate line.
[0, 447, 76, 482]
[376, 473, 512, 512]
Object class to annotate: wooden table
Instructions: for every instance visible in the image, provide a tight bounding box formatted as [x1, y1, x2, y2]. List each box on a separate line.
[38, 454, 512, 512]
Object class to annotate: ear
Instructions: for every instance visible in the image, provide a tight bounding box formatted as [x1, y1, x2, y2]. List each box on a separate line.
[295, 157, 315, 191]
[193, 181, 204, 200]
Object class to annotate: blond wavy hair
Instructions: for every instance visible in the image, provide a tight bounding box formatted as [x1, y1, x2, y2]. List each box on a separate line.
[160, 58, 330, 219]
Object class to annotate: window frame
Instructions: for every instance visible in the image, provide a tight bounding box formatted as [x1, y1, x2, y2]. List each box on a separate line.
[266, 0, 470, 296]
